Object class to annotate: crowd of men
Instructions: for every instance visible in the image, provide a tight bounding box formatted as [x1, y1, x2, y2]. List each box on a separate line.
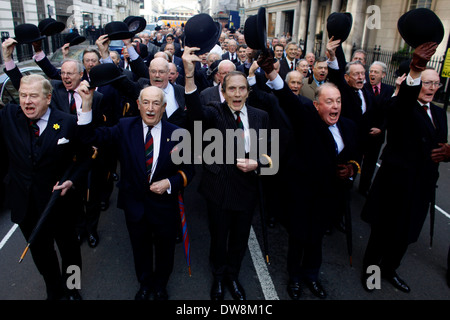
[1, 13, 450, 301]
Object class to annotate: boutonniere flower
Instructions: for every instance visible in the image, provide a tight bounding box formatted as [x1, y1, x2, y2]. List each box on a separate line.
[53, 123, 60, 130]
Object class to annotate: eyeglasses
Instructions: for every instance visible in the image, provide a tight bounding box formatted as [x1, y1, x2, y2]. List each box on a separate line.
[60, 72, 77, 77]
[422, 81, 442, 88]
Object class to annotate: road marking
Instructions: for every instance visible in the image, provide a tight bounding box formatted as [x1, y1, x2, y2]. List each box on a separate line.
[0, 224, 18, 250]
[248, 226, 279, 300]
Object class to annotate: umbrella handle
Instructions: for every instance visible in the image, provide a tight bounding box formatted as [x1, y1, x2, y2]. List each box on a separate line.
[18, 244, 30, 264]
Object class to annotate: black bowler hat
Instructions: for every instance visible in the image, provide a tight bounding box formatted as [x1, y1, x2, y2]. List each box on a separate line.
[395, 59, 411, 77]
[105, 21, 134, 40]
[244, 7, 267, 52]
[14, 24, 45, 44]
[64, 32, 86, 46]
[89, 63, 126, 88]
[327, 12, 353, 42]
[397, 8, 444, 48]
[184, 13, 222, 55]
[123, 16, 147, 34]
[207, 59, 222, 80]
[38, 18, 65, 36]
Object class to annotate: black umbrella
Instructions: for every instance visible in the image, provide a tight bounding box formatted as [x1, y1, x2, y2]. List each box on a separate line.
[258, 177, 270, 265]
[429, 185, 437, 248]
[19, 163, 75, 263]
[344, 187, 353, 267]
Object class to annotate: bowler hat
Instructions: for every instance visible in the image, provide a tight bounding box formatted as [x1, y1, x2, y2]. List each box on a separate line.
[64, 32, 86, 46]
[244, 7, 267, 52]
[184, 13, 222, 55]
[327, 12, 353, 42]
[38, 18, 65, 36]
[395, 59, 411, 77]
[105, 21, 134, 40]
[397, 8, 444, 48]
[14, 24, 45, 44]
[89, 63, 126, 88]
[123, 16, 147, 34]
[207, 59, 222, 80]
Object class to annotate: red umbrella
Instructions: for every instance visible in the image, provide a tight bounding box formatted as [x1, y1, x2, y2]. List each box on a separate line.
[178, 192, 191, 276]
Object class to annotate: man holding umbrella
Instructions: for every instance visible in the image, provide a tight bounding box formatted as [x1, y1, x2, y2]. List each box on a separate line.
[0, 73, 90, 300]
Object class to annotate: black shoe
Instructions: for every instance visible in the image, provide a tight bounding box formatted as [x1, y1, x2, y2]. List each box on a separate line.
[66, 289, 82, 300]
[135, 287, 151, 300]
[384, 272, 410, 293]
[154, 289, 168, 301]
[287, 281, 301, 300]
[226, 279, 246, 300]
[210, 280, 224, 301]
[88, 232, 99, 248]
[304, 280, 327, 299]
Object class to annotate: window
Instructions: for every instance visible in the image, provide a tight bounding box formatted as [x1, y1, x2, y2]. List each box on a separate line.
[409, 0, 432, 9]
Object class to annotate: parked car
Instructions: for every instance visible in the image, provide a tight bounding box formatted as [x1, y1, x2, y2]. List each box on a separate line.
[0, 67, 46, 106]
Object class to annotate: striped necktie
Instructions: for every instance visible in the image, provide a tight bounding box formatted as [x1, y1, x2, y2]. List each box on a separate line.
[69, 90, 76, 114]
[145, 126, 154, 183]
[29, 119, 40, 138]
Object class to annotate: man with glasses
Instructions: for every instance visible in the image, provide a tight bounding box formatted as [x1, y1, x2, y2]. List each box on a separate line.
[361, 42, 449, 293]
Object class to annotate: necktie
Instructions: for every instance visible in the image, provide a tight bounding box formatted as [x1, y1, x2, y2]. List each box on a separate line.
[374, 86, 379, 96]
[145, 126, 154, 183]
[235, 111, 244, 130]
[29, 119, 40, 138]
[291, 61, 294, 70]
[203, 64, 207, 68]
[69, 90, 76, 114]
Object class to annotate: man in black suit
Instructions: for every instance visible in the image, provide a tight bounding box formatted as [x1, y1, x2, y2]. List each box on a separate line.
[361, 43, 449, 293]
[183, 46, 273, 301]
[359, 61, 394, 195]
[0, 74, 90, 300]
[222, 39, 239, 63]
[260, 53, 360, 299]
[279, 42, 299, 80]
[77, 84, 194, 300]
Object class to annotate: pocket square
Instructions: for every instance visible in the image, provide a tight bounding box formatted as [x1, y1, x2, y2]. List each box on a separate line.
[57, 137, 70, 145]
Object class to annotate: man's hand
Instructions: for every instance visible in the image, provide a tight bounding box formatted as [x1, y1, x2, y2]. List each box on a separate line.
[248, 61, 259, 77]
[369, 127, 381, 136]
[256, 50, 274, 74]
[431, 143, 450, 163]
[53, 180, 73, 196]
[149, 179, 170, 195]
[236, 158, 258, 172]
[1, 38, 17, 62]
[78, 80, 95, 112]
[337, 164, 354, 180]
[96, 34, 110, 59]
[326, 36, 341, 61]
[410, 42, 438, 72]
[61, 43, 70, 59]
[32, 40, 43, 54]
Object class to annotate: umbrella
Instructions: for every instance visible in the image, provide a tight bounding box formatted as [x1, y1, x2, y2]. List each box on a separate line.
[258, 177, 270, 265]
[429, 185, 437, 248]
[344, 187, 353, 267]
[19, 162, 75, 263]
[178, 192, 191, 276]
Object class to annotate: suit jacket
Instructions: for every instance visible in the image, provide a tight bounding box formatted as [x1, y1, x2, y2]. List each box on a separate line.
[185, 89, 270, 211]
[272, 82, 359, 241]
[78, 117, 194, 224]
[299, 76, 320, 101]
[362, 82, 447, 243]
[199, 84, 221, 106]
[0, 105, 89, 224]
[279, 57, 298, 80]
[222, 52, 238, 64]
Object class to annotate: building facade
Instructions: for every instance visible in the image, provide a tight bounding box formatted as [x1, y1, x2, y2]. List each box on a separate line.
[243, 0, 449, 60]
[0, 0, 141, 38]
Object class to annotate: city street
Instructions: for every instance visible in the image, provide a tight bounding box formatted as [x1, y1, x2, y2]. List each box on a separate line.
[1, 158, 449, 308]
